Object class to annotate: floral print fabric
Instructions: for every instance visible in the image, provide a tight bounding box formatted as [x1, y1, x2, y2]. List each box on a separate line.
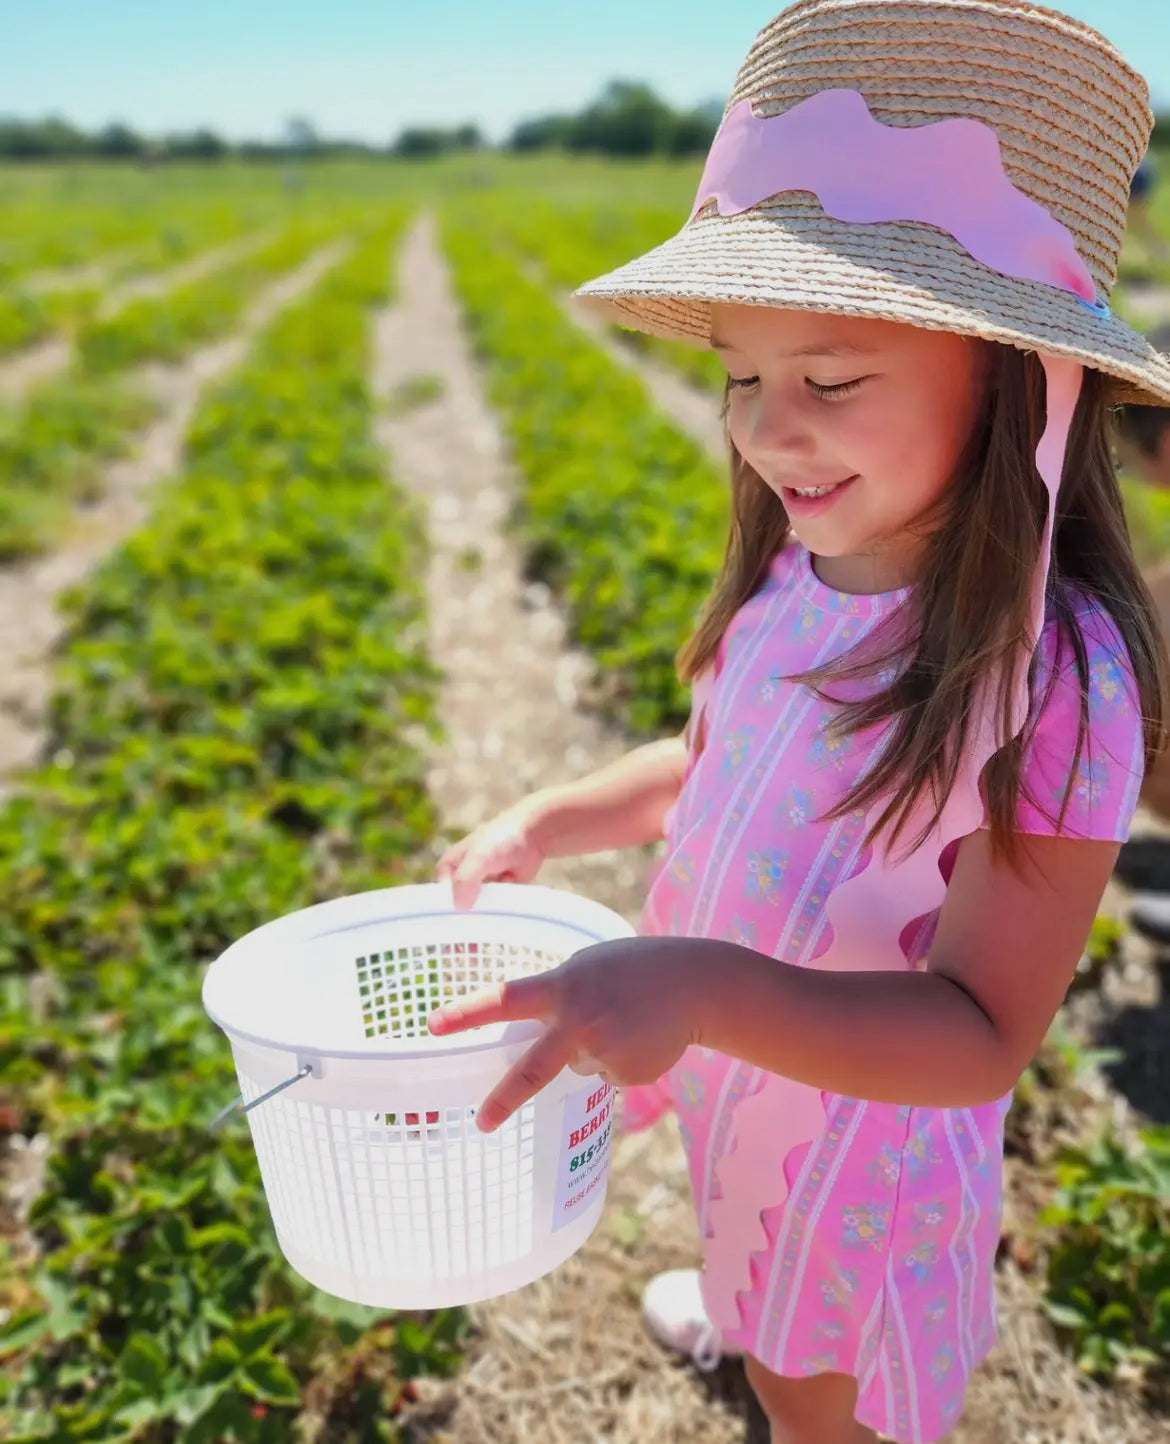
[627, 544, 1143, 1442]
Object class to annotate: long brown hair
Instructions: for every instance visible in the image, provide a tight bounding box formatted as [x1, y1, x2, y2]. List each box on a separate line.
[678, 346, 1168, 859]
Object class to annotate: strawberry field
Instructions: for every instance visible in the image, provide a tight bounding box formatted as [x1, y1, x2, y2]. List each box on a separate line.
[1, 156, 1169, 1443]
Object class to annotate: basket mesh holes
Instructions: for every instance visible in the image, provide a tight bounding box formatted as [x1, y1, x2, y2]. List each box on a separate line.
[243, 1078, 539, 1280]
[355, 939, 564, 1040]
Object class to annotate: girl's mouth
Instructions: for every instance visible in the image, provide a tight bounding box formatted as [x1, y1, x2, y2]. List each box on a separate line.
[781, 475, 858, 515]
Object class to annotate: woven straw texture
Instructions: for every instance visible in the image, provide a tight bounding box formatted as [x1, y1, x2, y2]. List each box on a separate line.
[575, 0, 1170, 406]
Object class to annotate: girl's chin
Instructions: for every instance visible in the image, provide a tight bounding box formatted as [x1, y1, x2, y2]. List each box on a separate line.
[784, 518, 865, 559]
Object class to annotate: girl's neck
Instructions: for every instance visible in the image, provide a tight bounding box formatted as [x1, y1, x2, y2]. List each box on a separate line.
[808, 541, 924, 596]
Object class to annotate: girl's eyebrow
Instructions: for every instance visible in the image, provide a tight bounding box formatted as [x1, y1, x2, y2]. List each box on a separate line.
[710, 337, 877, 358]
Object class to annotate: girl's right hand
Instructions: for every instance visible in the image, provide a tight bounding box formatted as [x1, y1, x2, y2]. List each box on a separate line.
[436, 798, 551, 910]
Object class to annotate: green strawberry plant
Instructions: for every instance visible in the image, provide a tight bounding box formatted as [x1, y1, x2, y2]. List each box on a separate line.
[0, 211, 466, 1441]
[443, 204, 727, 733]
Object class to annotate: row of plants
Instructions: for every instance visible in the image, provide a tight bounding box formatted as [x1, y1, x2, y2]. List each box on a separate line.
[0, 224, 345, 563]
[1007, 1014, 1170, 1385]
[1042, 1121, 1170, 1382]
[0, 215, 289, 361]
[0, 211, 466, 1441]
[0, 286, 100, 359]
[0, 187, 352, 363]
[0, 373, 160, 561]
[443, 204, 728, 734]
[0, 187, 291, 284]
[77, 224, 339, 374]
[481, 195, 726, 394]
[0, 218, 294, 362]
[1121, 475, 1170, 569]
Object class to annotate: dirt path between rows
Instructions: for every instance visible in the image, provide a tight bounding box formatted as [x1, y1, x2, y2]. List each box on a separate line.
[0, 230, 273, 404]
[563, 289, 727, 460]
[375, 218, 651, 927]
[96, 227, 271, 315]
[0, 240, 348, 800]
[0, 336, 72, 404]
[22, 246, 139, 295]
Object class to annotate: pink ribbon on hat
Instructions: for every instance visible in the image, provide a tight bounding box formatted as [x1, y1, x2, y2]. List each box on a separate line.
[691, 88, 1102, 310]
[688, 90, 1088, 1341]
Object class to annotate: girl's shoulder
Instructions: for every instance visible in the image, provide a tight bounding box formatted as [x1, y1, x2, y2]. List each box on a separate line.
[1035, 587, 1136, 699]
[1019, 588, 1145, 841]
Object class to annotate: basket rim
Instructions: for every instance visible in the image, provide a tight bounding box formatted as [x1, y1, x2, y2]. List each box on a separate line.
[201, 882, 637, 1062]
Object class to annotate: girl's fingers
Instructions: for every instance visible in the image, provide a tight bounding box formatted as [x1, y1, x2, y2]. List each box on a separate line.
[428, 972, 558, 1037]
[436, 838, 469, 881]
[475, 1027, 575, 1132]
[568, 1051, 606, 1077]
[450, 847, 520, 909]
[450, 869, 482, 911]
[450, 842, 494, 909]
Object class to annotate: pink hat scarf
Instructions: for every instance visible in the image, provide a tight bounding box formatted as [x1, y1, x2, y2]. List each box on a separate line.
[667, 83, 1085, 1335]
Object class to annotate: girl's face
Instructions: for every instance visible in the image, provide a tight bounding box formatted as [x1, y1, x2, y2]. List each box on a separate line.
[712, 304, 986, 593]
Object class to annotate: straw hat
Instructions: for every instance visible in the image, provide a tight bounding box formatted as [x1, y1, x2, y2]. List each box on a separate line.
[574, 0, 1170, 407]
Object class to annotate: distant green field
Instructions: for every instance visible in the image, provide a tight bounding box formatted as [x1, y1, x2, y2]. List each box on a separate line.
[3, 153, 1168, 569]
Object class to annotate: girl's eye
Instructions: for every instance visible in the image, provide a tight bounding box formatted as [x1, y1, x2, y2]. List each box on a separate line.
[807, 377, 867, 400]
[728, 375, 870, 398]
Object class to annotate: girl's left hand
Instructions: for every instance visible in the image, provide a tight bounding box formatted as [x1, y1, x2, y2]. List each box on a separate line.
[427, 937, 702, 1132]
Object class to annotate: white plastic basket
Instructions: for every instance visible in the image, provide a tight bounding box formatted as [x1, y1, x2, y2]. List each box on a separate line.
[202, 882, 635, 1309]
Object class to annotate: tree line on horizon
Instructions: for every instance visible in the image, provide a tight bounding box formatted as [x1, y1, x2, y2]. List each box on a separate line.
[5, 81, 1166, 165]
[0, 83, 725, 163]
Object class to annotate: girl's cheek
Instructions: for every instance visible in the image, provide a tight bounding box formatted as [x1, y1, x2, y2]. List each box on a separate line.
[726, 391, 751, 439]
[726, 411, 757, 467]
[832, 407, 889, 472]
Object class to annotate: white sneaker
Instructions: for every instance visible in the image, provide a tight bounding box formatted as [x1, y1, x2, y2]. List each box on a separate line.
[641, 1268, 740, 1372]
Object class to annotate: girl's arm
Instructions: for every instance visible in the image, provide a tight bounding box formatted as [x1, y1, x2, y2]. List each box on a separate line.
[524, 667, 711, 857]
[432, 614, 1133, 1121]
[527, 733, 689, 856]
[439, 680, 710, 907]
[696, 602, 1134, 1107]
[694, 828, 1118, 1106]
[430, 829, 1118, 1127]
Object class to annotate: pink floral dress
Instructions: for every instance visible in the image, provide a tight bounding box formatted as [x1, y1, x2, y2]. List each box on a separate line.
[625, 544, 1143, 1443]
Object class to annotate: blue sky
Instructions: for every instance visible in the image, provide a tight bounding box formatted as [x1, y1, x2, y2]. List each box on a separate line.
[2, 1, 1167, 145]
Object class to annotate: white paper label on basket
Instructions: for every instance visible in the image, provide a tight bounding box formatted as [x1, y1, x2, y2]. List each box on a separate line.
[553, 1079, 615, 1231]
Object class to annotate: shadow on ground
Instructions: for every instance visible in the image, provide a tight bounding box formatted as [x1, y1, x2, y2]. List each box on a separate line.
[1097, 836, 1170, 1122]
[695, 1362, 771, 1444]
[1095, 954, 1170, 1123]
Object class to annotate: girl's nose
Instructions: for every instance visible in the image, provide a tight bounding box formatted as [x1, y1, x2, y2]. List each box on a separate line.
[749, 397, 816, 462]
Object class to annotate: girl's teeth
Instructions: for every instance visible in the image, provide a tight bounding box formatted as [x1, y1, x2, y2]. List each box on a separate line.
[793, 483, 838, 496]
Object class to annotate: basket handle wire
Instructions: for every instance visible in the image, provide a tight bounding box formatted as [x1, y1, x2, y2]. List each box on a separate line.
[209, 1063, 314, 1132]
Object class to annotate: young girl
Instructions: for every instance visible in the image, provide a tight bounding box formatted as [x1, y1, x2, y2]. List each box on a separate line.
[430, 2, 1170, 1440]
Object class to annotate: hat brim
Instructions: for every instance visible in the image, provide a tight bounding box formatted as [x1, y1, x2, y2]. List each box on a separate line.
[573, 197, 1170, 408]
